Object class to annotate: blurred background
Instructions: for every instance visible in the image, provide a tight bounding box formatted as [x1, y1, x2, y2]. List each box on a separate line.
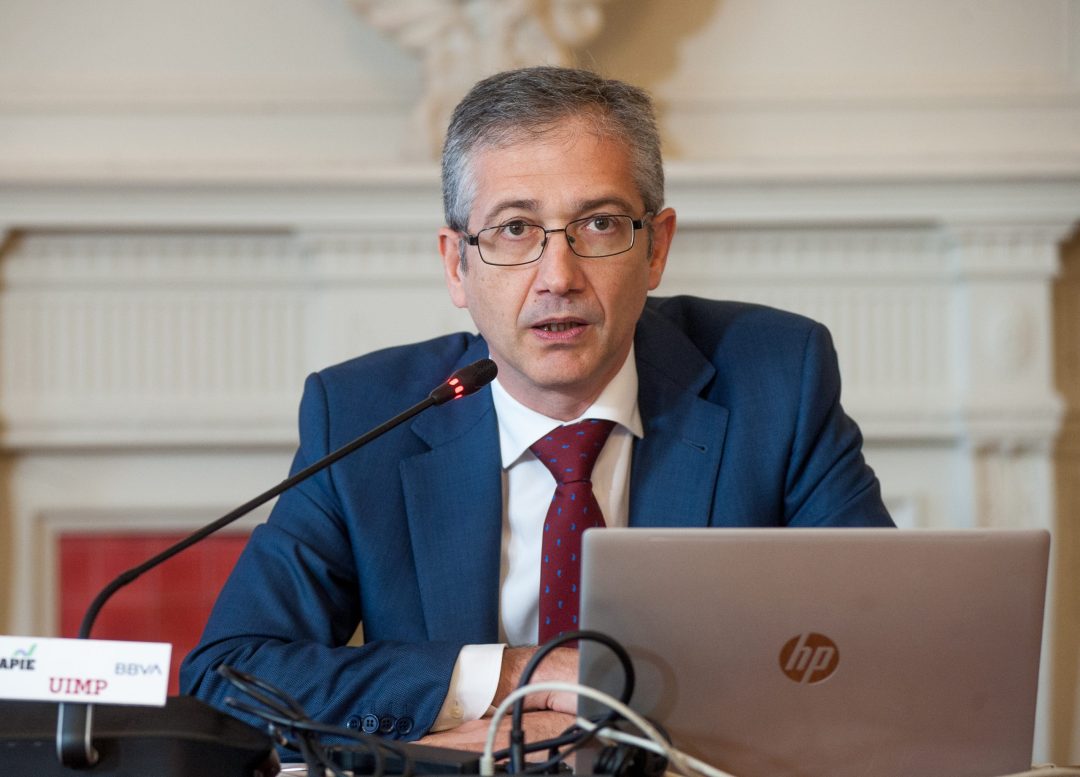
[0, 0, 1077, 764]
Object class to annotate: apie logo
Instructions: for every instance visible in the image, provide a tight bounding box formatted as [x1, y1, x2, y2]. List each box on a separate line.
[0, 643, 37, 671]
[779, 633, 839, 684]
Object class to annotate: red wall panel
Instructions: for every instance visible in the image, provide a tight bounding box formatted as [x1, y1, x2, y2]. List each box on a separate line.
[59, 533, 249, 696]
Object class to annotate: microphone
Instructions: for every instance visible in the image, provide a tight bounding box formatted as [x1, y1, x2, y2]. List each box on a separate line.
[33, 358, 499, 774]
[428, 358, 499, 405]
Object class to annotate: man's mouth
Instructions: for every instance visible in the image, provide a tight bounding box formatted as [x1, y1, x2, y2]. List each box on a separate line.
[536, 321, 582, 333]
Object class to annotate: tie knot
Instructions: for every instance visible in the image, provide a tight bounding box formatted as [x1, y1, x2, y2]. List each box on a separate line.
[530, 419, 616, 484]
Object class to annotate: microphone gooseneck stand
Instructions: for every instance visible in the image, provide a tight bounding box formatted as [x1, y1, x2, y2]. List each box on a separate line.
[56, 358, 498, 769]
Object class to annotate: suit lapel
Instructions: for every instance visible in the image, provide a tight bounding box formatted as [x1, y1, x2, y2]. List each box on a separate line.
[397, 310, 731, 638]
[400, 345, 503, 643]
[630, 308, 729, 528]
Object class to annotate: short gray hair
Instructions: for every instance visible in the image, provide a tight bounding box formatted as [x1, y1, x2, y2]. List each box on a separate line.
[441, 66, 665, 235]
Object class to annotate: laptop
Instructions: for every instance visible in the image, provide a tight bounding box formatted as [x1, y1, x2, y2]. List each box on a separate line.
[577, 528, 1049, 777]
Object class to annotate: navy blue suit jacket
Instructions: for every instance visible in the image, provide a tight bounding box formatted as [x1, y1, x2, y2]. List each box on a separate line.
[180, 296, 892, 739]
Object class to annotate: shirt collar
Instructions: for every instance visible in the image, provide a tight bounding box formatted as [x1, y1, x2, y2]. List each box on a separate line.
[491, 344, 643, 469]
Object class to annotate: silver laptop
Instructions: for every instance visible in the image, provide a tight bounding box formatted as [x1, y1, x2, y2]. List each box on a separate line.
[578, 528, 1049, 777]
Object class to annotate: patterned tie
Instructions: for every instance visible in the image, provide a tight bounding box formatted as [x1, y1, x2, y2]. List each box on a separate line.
[529, 418, 616, 643]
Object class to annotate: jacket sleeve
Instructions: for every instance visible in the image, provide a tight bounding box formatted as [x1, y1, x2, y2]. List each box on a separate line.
[179, 372, 461, 741]
[784, 322, 894, 527]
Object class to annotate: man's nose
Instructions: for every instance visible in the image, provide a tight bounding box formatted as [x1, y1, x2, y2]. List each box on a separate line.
[533, 231, 584, 295]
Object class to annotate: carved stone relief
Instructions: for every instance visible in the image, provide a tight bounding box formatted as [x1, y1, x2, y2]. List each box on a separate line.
[350, 0, 613, 157]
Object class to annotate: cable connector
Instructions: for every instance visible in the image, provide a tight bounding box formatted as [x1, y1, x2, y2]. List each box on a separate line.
[479, 680, 728, 777]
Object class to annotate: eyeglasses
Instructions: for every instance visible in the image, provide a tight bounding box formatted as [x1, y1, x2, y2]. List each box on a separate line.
[463, 214, 647, 267]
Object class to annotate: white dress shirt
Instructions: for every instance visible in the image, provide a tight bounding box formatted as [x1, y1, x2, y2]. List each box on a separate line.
[430, 347, 643, 731]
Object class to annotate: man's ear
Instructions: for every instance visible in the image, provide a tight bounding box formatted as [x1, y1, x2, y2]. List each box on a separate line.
[438, 227, 468, 309]
[646, 207, 677, 290]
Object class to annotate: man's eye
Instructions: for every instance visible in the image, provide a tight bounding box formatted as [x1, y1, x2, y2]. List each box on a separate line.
[578, 216, 622, 234]
[496, 222, 531, 238]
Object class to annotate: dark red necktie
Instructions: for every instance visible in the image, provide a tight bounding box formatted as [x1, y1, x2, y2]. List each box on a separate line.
[530, 418, 616, 643]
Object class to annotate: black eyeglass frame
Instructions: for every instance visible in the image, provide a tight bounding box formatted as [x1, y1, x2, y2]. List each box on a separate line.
[462, 214, 649, 267]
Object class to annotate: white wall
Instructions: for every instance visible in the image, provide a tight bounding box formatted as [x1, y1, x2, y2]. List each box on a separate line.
[2, 0, 1078, 175]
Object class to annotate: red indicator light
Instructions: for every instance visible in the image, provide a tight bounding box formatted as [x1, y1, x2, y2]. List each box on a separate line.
[449, 378, 460, 387]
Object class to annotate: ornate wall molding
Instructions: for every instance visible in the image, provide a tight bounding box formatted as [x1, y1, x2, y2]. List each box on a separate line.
[947, 223, 1068, 278]
[1, 210, 1072, 449]
[348, 0, 614, 157]
[670, 227, 948, 280]
[946, 221, 1071, 449]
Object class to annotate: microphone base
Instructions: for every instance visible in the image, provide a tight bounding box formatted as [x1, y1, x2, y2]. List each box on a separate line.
[0, 695, 276, 776]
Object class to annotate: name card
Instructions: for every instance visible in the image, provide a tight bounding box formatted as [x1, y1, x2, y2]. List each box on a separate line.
[0, 635, 171, 706]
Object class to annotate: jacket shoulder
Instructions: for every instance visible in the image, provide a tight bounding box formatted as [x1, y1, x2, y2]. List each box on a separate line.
[320, 333, 481, 389]
[644, 295, 821, 343]
[312, 332, 485, 422]
[640, 295, 829, 377]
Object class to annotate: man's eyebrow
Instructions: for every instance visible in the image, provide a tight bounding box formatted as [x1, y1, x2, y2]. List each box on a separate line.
[481, 199, 540, 226]
[574, 196, 639, 215]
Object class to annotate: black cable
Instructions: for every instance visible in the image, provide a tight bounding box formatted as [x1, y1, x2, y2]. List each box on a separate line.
[217, 664, 413, 777]
[514, 709, 667, 775]
[224, 696, 398, 777]
[218, 666, 308, 721]
[508, 630, 636, 773]
[296, 732, 336, 777]
[225, 698, 353, 777]
[492, 723, 582, 763]
[523, 720, 606, 774]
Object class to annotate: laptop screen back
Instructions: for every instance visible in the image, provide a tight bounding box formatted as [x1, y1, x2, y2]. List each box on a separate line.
[578, 528, 1049, 777]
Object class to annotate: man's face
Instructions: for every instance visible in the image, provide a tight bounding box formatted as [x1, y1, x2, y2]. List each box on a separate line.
[439, 118, 676, 419]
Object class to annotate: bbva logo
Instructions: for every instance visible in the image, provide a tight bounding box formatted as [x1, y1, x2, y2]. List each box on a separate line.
[779, 633, 839, 684]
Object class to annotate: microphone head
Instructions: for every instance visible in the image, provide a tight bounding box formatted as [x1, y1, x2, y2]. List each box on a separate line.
[428, 358, 498, 405]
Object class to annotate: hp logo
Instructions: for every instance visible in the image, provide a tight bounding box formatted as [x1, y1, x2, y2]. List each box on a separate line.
[779, 633, 839, 684]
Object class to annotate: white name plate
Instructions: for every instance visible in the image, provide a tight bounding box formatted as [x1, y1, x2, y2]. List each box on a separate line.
[0, 635, 171, 706]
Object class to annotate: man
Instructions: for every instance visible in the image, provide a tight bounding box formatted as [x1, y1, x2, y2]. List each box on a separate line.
[180, 66, 892, 751]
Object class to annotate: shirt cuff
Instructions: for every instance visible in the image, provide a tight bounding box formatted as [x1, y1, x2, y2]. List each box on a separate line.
[430, 643, 506, 732]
